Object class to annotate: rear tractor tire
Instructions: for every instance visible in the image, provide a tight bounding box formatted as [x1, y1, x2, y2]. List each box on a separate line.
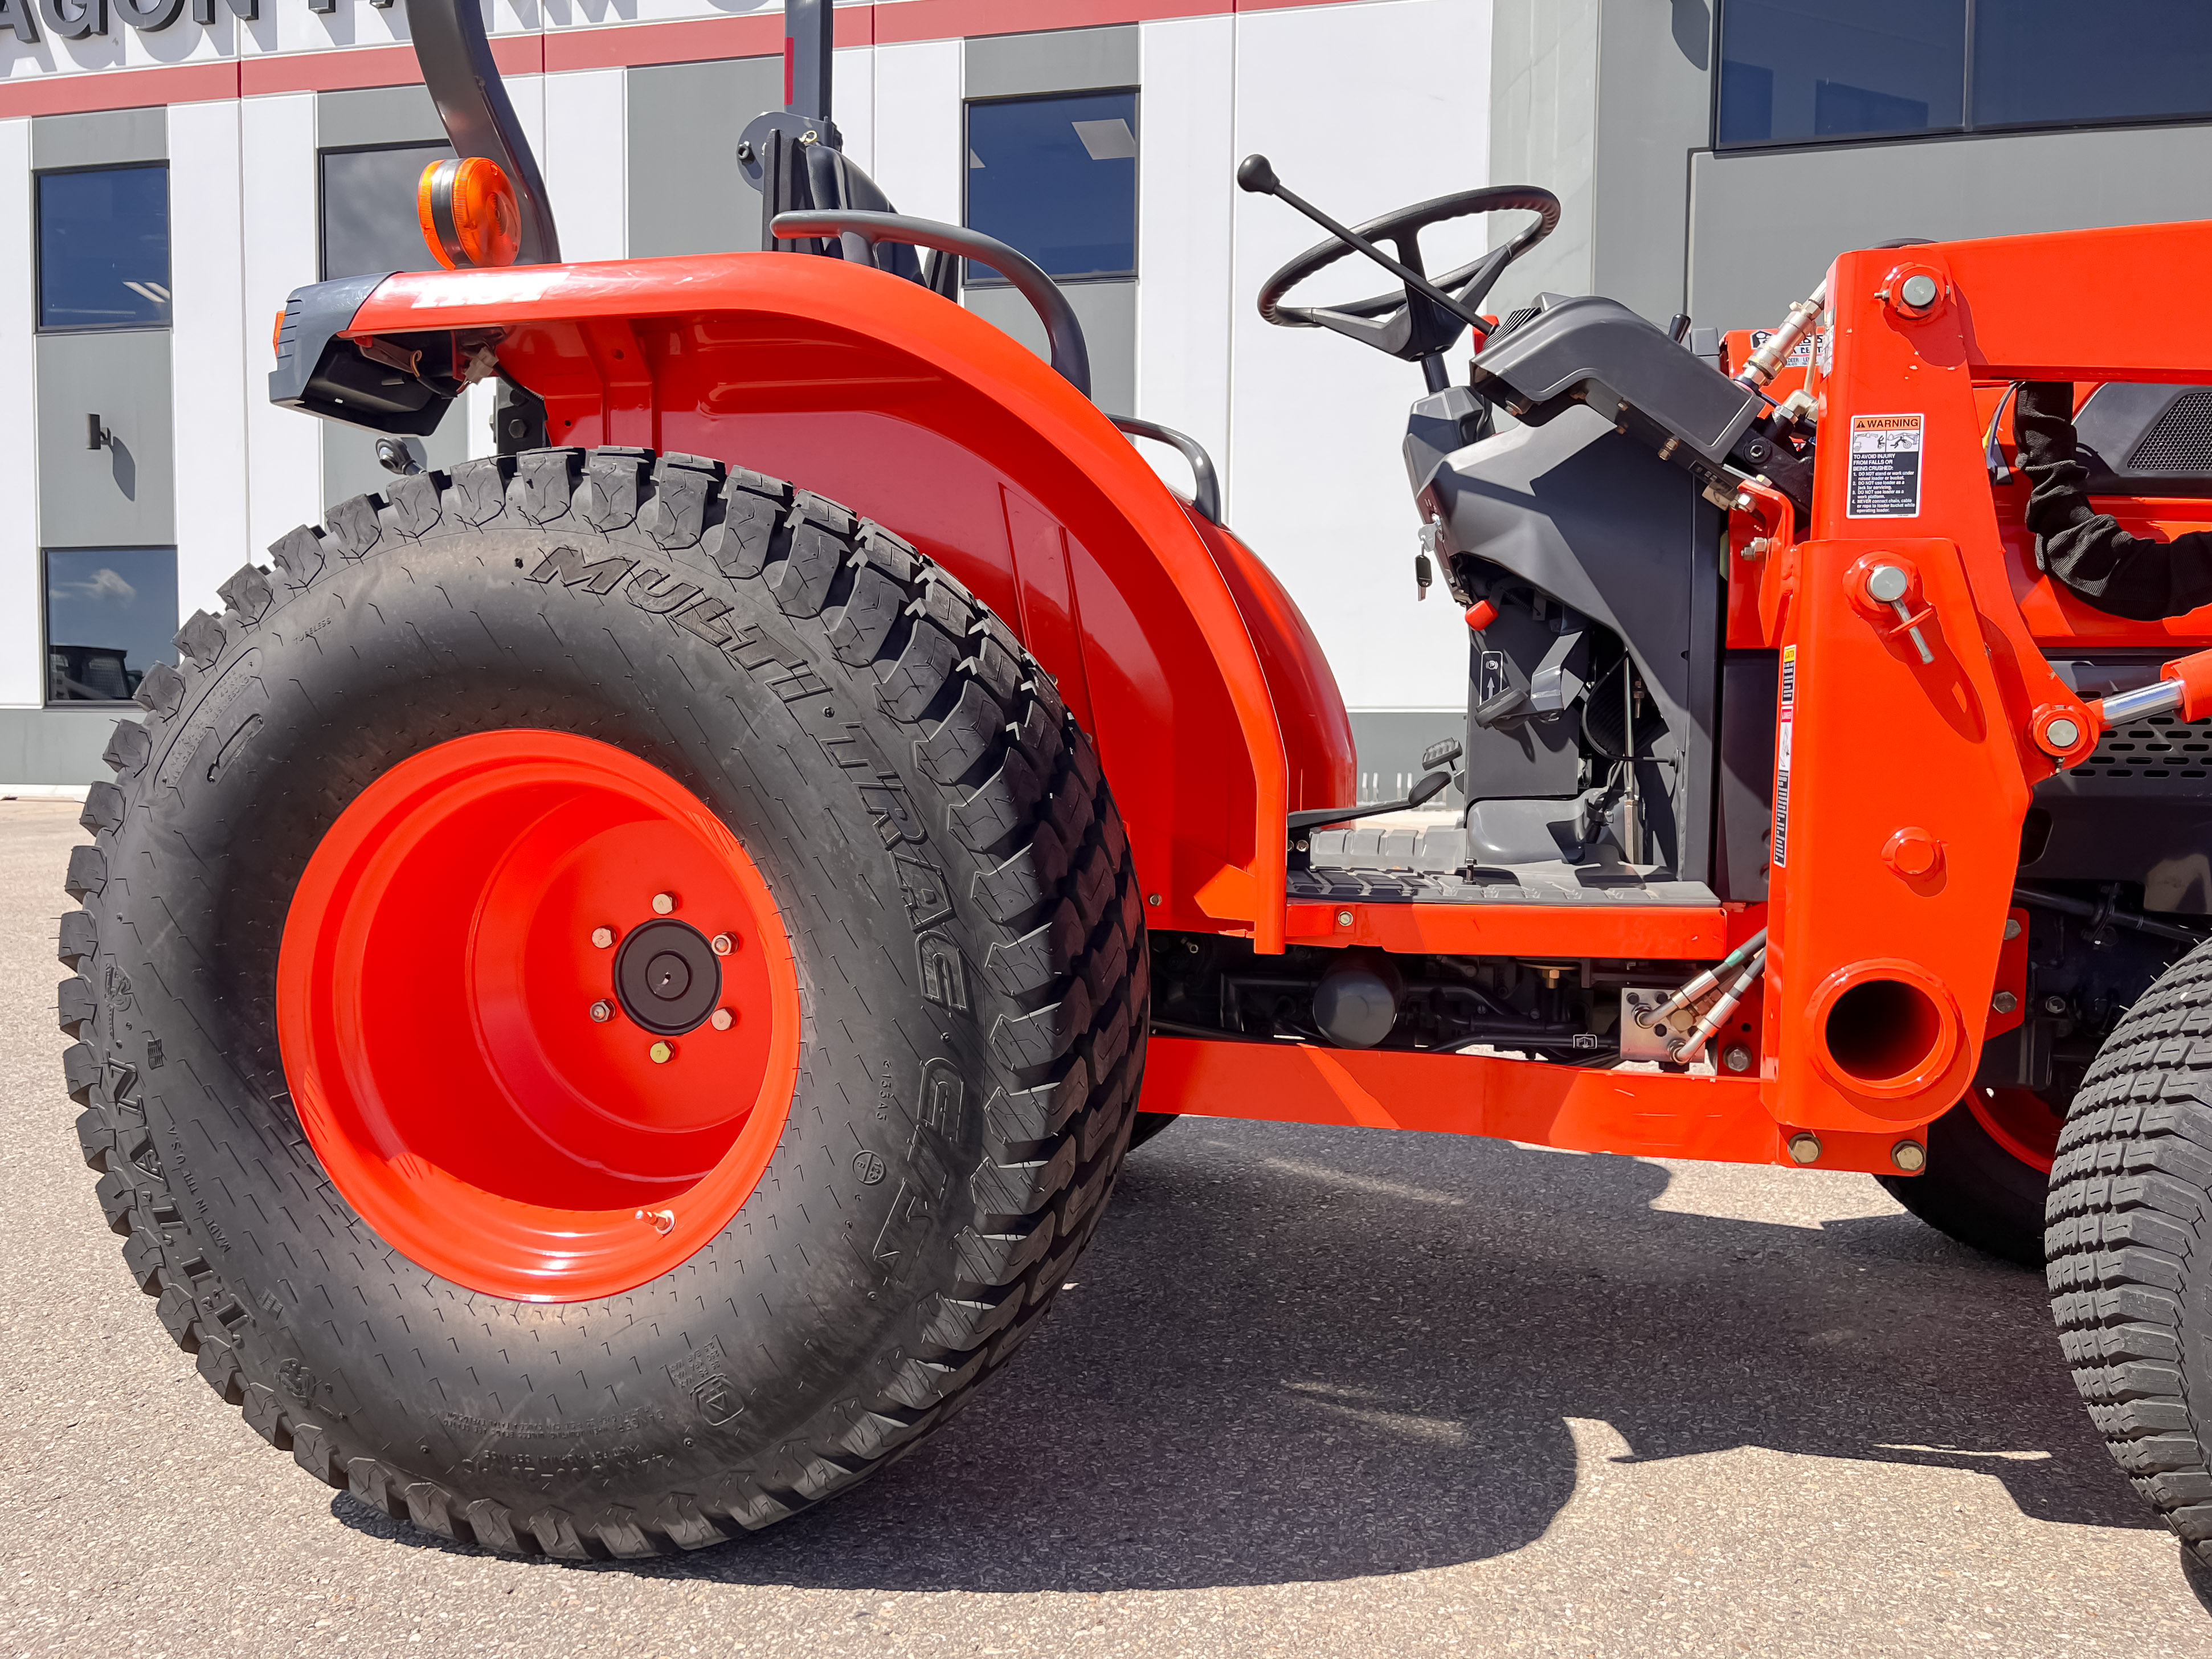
[60, 447, 1149, 1556]
[2047, 937, 2212, 1563]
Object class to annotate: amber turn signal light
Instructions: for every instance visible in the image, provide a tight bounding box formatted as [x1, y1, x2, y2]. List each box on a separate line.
[417, 156, 522, 271]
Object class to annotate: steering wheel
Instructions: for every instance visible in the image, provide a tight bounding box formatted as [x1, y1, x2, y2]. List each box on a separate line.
[1256, 185, 1561, 364]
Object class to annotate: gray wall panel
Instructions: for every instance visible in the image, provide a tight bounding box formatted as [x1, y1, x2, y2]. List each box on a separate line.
[1590, 0, 1709, 325]
[1350, 710, 1466, 805]
[32, 107, 166, 170]
[966, 279, 1134, 414]
[965, 26, 1138, 99]
[1690, 124, 2212, 331]
[317, 85, 447, 151]
[627, 56, 783, 258]
[0, 709, 133, 784]
[1486, 0, 1598, 318]
[37, 331, 174, 548]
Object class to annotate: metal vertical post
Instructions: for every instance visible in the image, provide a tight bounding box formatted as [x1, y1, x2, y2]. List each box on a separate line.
[786, 0, 833, 122]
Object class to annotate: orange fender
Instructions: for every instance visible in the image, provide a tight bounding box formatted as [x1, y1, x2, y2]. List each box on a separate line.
[350, 254, 1352, 950]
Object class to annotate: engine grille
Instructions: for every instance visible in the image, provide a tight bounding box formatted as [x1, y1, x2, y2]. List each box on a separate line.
[2127, 389, 2212, 473]
[2064, 713, 2212, 786]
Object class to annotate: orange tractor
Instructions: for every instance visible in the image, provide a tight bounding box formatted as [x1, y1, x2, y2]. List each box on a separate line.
[59, 0, 2212, 1565]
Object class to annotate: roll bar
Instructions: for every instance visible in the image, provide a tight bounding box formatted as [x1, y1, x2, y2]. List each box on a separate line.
[770, 209, 1093, 400]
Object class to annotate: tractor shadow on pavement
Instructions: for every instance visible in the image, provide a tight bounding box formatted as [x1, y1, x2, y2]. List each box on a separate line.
[337, 1115, 2152, 1589]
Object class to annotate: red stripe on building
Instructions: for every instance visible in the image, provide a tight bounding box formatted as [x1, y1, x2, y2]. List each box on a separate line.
[0, 0, 1364, 118]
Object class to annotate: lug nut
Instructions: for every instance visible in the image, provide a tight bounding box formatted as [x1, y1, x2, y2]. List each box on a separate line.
[652, 893, 676, 915]
[590, 1000, 612, 1023]
[710, 1008, 734, 1031]
[1786, 1131, 1822, 1166]
[1992, 991, 2018, 1015]
[712, 933, 734, 955]
[591, 926, 615, 949]
[1891, 1139, 1928, 1173]
[648, 1041, 673, 1064]
[1722, 1044, 1753, 1073]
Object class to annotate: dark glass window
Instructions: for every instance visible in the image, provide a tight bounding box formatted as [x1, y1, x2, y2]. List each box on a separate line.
[44, 547, 178, 705]
[1719, 0, 2212, 148]
[964, 91, 1138, 285]
[37, 166, 170, 332]
[321, 142, 455, 280]
[1716, 0, 1964, 147]
[1973, 0, 2212, 130]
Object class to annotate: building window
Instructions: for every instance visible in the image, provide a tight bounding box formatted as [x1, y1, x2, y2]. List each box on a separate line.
[321, 141, 454, 280]
[44, 547, 178, 706]
[1715, 0, 2212, 149]
[36, 165, 170, 333]
[964, 91, 1138, 285]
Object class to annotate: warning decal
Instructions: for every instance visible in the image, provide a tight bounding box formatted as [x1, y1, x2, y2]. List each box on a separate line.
[1846, 412, 1924, 518]
[1772, 644, 1796, 868]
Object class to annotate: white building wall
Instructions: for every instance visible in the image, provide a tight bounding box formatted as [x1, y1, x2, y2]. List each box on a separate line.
[169, 97, 252, 624]
[872, 39, 961, 226]
[1227, 0, 1493, 719]
[240, 93, 324, 561]
[542, 69, 628, 264]
[1134, 14, 1234, 504]
[0, 117, 38, 709]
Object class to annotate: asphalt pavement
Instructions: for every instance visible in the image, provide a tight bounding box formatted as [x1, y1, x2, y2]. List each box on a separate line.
[4, 798, 2209, 1657]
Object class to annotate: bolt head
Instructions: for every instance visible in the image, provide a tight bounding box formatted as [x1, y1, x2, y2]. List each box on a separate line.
[1899, 273, 1940, 309]
[1732, 491, 1755, 514]
[1992, 990, 2018, 1015]
[648, 1041, 673, 1064]
[1786, 1131, 1822, 1166]
[710, 1008, 734, 1031]
[712, 933, 734, 956]
[1882, 826, 1941, 878]
[1336, 909, 1355, 927]
[2045, 995, 2068, 1015]
[1147, 893, 1162, 907]
[591, 926, 615, 949]
[1866, 563, 1910, 604]
[2004, 918, 2022, 940]
[1890, 1138, 1928, 1173]
[2044, 716, 2082, 750]
[1722, 1044, 1753, 1074]
[590, 1000, 612, 1023]
[652, 892, 676, 915]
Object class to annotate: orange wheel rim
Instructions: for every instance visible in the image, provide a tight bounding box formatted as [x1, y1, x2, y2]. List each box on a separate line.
[277, 731, 800, 1301]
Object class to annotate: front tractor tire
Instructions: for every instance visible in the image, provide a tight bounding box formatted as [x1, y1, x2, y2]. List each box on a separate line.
[60, 447, 1148, 1556]
[2047, 938, 2212, 1564]
[1877, 1089, 2062, 1268]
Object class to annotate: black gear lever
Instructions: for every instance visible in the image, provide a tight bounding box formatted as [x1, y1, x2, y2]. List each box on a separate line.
[1237, 154, 1494, 340]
